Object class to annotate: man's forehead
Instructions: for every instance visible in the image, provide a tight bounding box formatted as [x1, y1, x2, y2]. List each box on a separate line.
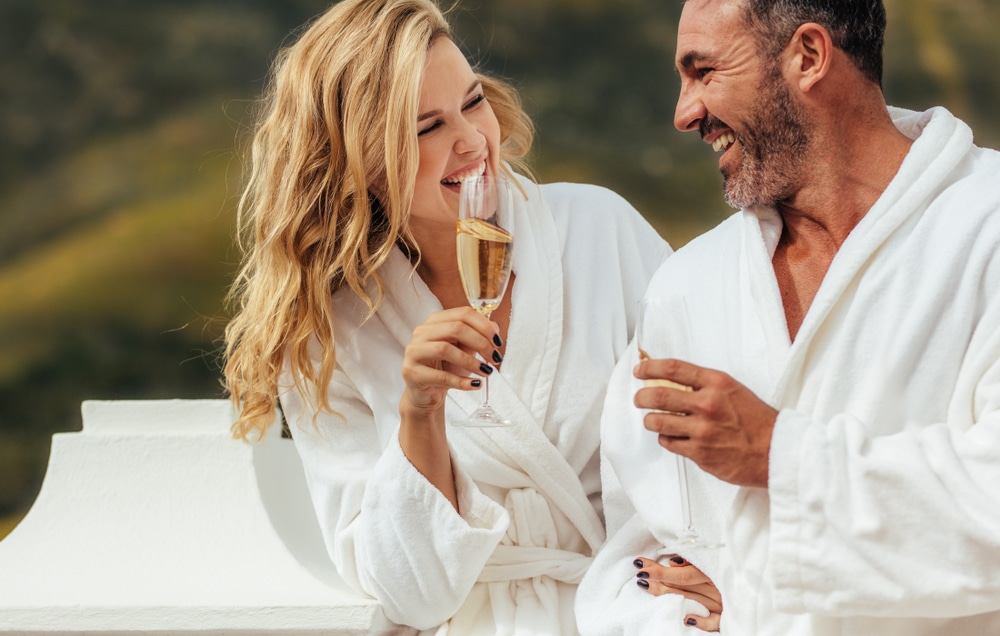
[677, 0, 748, 54]
[679, 0, 745, 27]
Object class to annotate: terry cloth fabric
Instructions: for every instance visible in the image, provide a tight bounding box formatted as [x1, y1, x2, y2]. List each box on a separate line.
[283, 176, 671, 634]
[579, 106, 1000, 635]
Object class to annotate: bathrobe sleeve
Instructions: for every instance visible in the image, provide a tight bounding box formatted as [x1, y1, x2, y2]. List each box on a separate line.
[766, 332, 1000, 618]
[284, 367, 509, 630]
[287, 179, 670, 631]
[577, 338, 721, 636]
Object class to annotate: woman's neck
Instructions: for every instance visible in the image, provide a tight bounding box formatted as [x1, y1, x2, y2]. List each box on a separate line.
[407, 218, 469, 310]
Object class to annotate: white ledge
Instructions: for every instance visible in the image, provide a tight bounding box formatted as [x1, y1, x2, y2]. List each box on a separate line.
[0, 399, 397, 634]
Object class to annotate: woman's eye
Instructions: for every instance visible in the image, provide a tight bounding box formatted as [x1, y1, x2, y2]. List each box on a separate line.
[417, 121, 441, 137]
[464, 94, 486, 110]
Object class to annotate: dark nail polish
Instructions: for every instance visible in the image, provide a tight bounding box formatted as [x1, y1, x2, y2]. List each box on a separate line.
[493, 334, 503, 347]
[492, 350, 504, 364]
[471, 379, 482, 388]
[686, 618, 697, 626]
[479, 363, 494, 375]
[636, 579, 649, 589]
[636, 571, 649, 579]
[671, 556, 686, 565]
[633, 558, 643, 569]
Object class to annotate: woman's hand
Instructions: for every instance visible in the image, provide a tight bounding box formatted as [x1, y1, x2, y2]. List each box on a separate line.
[400, 306, 503, 415]
[633, 556, 722, 632]
[397, 306, 502, 511]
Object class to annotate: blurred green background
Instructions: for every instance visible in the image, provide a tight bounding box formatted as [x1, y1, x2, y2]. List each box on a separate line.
[1, 0, 998, 538]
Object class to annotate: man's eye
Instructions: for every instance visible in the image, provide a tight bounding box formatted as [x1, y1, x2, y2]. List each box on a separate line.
[696, 67, 714, 80]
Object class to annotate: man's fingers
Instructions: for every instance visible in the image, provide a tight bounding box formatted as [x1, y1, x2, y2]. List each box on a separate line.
[633, 358, 705, 389]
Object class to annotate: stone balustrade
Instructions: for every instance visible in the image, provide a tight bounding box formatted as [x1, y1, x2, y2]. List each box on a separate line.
[0, 399, 399, 635]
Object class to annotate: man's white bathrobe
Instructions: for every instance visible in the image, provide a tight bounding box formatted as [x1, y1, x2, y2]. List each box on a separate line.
[281, 179, 670, 634]
[578, 106, 1000, 635]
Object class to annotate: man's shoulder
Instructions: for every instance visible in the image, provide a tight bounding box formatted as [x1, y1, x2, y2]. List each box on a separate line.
[965, 144, 1000, 191]
[674, 212, 743, 259]
[648, 213, 743, 284]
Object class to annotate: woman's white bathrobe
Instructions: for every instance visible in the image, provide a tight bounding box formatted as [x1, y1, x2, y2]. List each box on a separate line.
[282, 179, 670, 634]
[578, 106, 1000, 635]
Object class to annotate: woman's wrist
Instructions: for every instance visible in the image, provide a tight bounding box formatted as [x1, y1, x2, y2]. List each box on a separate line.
[398, 397, 457, 509]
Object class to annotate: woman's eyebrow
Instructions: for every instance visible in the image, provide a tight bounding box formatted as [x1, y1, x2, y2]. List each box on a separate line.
[417, 80, 482, 122]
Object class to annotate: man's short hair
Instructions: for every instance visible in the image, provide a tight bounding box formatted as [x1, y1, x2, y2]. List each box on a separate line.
[742, 0, 886, 85]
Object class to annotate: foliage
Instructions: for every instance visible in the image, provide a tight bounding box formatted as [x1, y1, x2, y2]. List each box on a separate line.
[0, 0, 998, 520]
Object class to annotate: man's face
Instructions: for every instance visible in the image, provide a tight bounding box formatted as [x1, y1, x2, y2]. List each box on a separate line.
[674, 0, 810, 208]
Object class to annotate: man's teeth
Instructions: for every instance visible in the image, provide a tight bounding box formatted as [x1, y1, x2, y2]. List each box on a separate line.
[712, 133, 736, 153]
[442, 162, 486, 185]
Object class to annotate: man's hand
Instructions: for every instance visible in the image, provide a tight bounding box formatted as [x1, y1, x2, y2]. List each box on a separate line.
[634, 358, 777, 488]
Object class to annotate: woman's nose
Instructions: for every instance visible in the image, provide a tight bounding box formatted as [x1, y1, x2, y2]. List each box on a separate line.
[454, 117, 486, 155]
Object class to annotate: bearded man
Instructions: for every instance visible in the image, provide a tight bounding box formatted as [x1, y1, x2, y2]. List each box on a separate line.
[577, 0, 1000, 634]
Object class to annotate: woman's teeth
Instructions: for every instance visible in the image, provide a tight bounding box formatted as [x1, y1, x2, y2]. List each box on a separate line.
[712, 132, 736, 153]
[441, 162, 486, 185]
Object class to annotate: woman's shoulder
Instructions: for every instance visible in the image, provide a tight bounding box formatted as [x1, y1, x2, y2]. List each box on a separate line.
[530, 181, 653, 243]
[535, 181, 640, 219]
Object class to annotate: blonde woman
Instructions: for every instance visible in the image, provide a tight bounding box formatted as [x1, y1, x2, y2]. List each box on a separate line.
[224, 0, 670, 632]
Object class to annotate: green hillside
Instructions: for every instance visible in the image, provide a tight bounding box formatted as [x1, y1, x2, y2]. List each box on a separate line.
[1, 0, 999, 534]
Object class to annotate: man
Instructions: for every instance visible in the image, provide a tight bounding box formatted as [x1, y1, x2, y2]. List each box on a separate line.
[577, 0, 1000, 634]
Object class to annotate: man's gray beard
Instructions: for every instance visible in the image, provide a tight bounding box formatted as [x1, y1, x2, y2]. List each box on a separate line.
[721, 73, 811, 209]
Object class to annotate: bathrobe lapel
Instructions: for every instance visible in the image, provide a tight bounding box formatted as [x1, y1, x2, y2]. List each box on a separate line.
[769, 107, 973, 409]
[351, 180, 604, 553]
[448, 180, 605, 552]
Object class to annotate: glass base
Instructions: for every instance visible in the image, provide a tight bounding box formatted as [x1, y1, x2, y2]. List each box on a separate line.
[455, 406, 513, 427]
[676, 531, 723, 549]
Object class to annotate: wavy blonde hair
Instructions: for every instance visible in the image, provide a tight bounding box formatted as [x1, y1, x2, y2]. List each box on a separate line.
[224, 0, 535, 440]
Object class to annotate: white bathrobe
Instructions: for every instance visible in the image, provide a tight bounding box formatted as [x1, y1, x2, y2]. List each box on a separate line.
[578, 107, 1000, 635]
[282, 178, 670, 634]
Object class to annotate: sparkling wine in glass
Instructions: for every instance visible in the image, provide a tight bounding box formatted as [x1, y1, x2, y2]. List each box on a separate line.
[636, 296, 722, 548]
[454, 175, 515, 427]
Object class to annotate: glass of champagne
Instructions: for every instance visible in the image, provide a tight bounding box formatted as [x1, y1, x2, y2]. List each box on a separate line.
[636, 296, 722, 548]
[454, 174, 515, 427]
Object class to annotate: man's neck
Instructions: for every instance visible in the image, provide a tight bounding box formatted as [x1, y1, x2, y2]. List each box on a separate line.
[772, 105, 914, 340]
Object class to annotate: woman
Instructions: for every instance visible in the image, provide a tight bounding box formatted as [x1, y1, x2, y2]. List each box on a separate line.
[223, 0, 670, 632]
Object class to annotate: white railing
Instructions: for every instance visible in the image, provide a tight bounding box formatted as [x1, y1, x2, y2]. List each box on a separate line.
[0, 399, 400, 634]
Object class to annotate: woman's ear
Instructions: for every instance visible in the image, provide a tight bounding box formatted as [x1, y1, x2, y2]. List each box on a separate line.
[787, 22, 833, 93]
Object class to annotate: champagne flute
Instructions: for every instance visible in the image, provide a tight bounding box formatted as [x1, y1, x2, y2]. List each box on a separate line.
[454, 174, 515, 427]
[636, 296, 722, 548]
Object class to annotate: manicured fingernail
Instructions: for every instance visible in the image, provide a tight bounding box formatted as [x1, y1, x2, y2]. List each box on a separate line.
[636, 579, 649, 589]
[671, 556, 686, 565]
[471, 379, 482, 388]
[492, 350, 504, 364]
[686, 618, 697, 626]
[636, 571, 649, 579]
[479, 363, 493, 375]
[633, 558, 643, 569]
[493, 334, 503, 347]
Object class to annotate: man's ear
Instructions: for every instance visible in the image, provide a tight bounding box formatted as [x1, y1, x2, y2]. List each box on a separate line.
[786, 22, 833, 93]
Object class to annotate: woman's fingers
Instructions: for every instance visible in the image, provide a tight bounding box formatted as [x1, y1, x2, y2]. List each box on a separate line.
[633, 555, 724, 622]
[684, 612, 721, 632]
[639, 579, 722, 613]
[402, 307, 502, 392]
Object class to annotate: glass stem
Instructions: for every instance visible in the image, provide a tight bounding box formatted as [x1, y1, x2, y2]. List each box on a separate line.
[678, 455, 695, 534]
